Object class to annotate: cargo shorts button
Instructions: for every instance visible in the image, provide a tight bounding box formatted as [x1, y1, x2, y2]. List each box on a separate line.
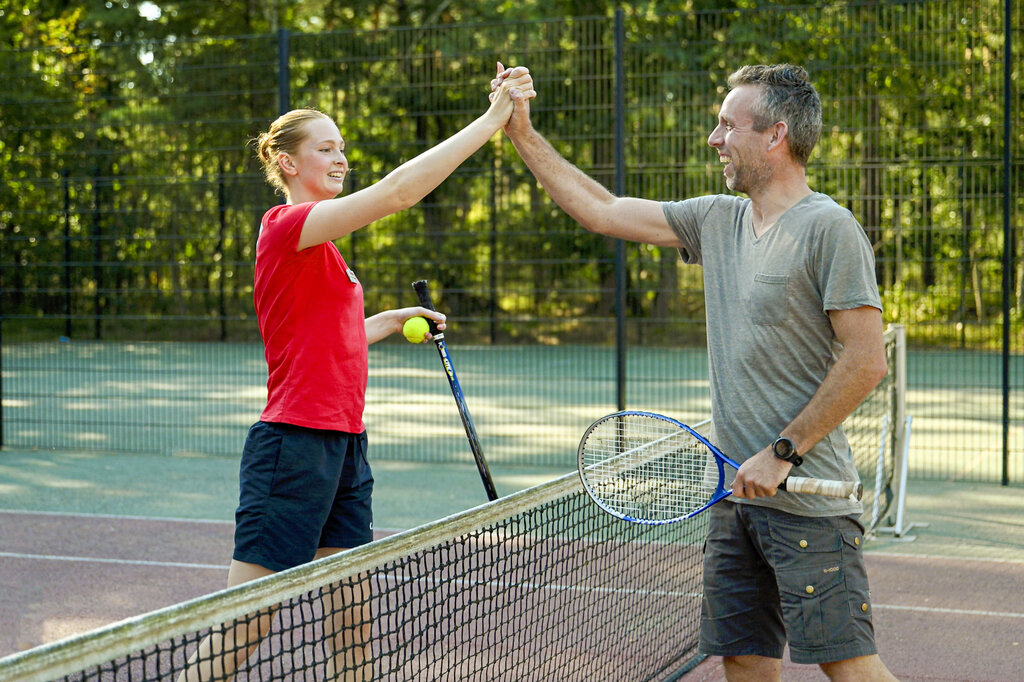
[855, 537, 861, 546]
[799, 539, 808, 548]
[805, 585, 815, 594]
[861, 603, 869, 612]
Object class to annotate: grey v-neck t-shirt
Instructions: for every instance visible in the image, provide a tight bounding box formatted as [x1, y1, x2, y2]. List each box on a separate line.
[662, 192, 881, 516]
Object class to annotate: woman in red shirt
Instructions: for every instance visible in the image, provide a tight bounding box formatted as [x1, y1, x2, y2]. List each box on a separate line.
[179, 64, 534, 682]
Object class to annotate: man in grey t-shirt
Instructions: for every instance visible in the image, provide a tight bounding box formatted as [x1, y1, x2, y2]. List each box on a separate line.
[495, 63, 897, 680]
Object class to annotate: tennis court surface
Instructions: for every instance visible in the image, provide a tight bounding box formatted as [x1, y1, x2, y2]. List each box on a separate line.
[1, 458, 1022, 681]
[2, 326, 1021, 680]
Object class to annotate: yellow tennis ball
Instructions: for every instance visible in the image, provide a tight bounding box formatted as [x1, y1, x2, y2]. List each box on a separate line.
[402, 316, 431, 343]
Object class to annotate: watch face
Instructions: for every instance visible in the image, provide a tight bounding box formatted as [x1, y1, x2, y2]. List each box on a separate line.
[774, 438, 793, 457]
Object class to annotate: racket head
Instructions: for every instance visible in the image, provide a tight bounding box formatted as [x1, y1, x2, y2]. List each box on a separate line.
[577, 411, 731, 524]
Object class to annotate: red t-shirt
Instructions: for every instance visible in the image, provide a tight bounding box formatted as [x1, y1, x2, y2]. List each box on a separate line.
[254, 202, 367, 432]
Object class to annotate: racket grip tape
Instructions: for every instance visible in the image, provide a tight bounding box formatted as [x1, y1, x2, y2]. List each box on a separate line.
[783, 476, 863, 500]
[412, 280, 441, 334]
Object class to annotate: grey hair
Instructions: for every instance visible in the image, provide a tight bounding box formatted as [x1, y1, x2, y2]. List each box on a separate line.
[727, 64, 822, 166]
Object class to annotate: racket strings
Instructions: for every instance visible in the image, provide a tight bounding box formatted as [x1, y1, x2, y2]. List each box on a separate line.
[580, 415, 718, 522]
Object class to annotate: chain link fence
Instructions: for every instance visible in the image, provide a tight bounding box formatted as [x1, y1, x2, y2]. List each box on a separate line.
[1, 2, 1021, 481]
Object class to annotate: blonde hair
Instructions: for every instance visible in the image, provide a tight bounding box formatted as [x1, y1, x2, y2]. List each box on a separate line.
[253, 108, 332, 196]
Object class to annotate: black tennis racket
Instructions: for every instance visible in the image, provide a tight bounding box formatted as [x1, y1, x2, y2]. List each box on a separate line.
[412, 280, 498, 501]
[578, 410, 862, 525]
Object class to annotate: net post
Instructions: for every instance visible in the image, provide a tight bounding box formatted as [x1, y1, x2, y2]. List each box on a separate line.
[894, 324, 906, 477]
[869, 413, 890, 529]
[893, 416, 925, 536]
[890, 324, 909, 531]
[874, 324, 926, 540]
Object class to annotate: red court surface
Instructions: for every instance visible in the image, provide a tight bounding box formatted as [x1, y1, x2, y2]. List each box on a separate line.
[1, 510, 1022, 681]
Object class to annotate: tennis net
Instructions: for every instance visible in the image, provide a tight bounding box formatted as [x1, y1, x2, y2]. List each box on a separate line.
[0, 473, 710, 682]
[0, 326, 904, 681]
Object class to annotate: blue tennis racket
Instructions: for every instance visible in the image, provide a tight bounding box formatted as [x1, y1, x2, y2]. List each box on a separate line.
[578, 410, 862, 525]
[413, 279, 498, 501]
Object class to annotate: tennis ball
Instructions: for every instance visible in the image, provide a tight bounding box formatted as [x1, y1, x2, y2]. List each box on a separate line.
[402, 316, 431, 343]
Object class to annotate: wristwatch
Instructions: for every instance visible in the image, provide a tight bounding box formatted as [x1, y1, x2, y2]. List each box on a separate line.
[772, 437, 803, 467]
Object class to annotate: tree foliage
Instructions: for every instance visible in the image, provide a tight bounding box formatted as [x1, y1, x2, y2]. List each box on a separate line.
[1, 1, 1020, 348]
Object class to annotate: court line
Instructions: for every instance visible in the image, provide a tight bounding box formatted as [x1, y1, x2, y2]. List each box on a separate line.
[0, 508, 233, 525]
[4, 510, 1019, 567]
[5, 552, 1022, 620]
[0, 508, 404, 535]
[0, 551, 227, 571]
[867, 550, 1024, 565]
[873, 603, 1024, 619]
[387, 574, 1024, 619]
[5, 511, 1021, 616]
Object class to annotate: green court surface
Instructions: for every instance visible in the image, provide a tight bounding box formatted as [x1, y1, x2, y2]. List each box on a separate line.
[3, 339, 1021, 482]
[1, 447, 1022, 561]
[0, 448, 556, 531]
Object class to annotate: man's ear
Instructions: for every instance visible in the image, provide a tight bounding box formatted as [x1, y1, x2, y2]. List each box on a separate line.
[767, 121, 788, 152]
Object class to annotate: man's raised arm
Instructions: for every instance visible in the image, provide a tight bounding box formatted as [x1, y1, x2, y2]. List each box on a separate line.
[497, 63, 680, 247]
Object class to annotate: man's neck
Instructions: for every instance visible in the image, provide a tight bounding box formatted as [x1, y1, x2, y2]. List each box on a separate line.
[748, 175, 813, 237]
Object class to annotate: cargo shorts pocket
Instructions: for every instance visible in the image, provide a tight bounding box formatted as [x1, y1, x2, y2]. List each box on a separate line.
[766, 516, 857, 645]
[777, 563, 848, 644]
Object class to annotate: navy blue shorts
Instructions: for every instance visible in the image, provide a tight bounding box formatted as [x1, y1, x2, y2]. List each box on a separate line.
[233, 421, 374, 572]
[699, 502, 877, 664]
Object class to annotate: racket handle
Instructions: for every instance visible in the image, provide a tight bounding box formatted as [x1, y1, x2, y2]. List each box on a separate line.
[412, 280, 441, 335]
[782, 476, 863, 500]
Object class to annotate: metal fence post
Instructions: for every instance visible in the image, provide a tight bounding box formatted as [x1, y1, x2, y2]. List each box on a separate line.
[0, 314, 4, 448]
[1001, 0, 1013, 486]
[614, 8, 626, 411]
[278, 28, 290, 115]
[217, 171, 227, 341]
[63, 170, 72, 339]
[92, 169, 102, 340]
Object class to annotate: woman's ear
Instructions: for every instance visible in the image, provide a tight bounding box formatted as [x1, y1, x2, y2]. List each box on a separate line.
[278, 152, 298, 176]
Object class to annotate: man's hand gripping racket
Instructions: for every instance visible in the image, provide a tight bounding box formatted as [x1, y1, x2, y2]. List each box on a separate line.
[577, 411, 862, 525]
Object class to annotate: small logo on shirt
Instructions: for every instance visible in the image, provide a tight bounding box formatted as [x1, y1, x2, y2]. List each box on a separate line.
[346, 267, 359, 284]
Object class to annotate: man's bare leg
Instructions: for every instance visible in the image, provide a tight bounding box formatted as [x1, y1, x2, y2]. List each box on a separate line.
[820, 653, 899, 681]
[722, 654, 782, 682]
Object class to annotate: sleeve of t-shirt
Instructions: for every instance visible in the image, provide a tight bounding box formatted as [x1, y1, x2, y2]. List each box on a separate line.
[259, 202, 318, 256]
[661, 195, 722, 265]
[814, 213, 883, 313]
